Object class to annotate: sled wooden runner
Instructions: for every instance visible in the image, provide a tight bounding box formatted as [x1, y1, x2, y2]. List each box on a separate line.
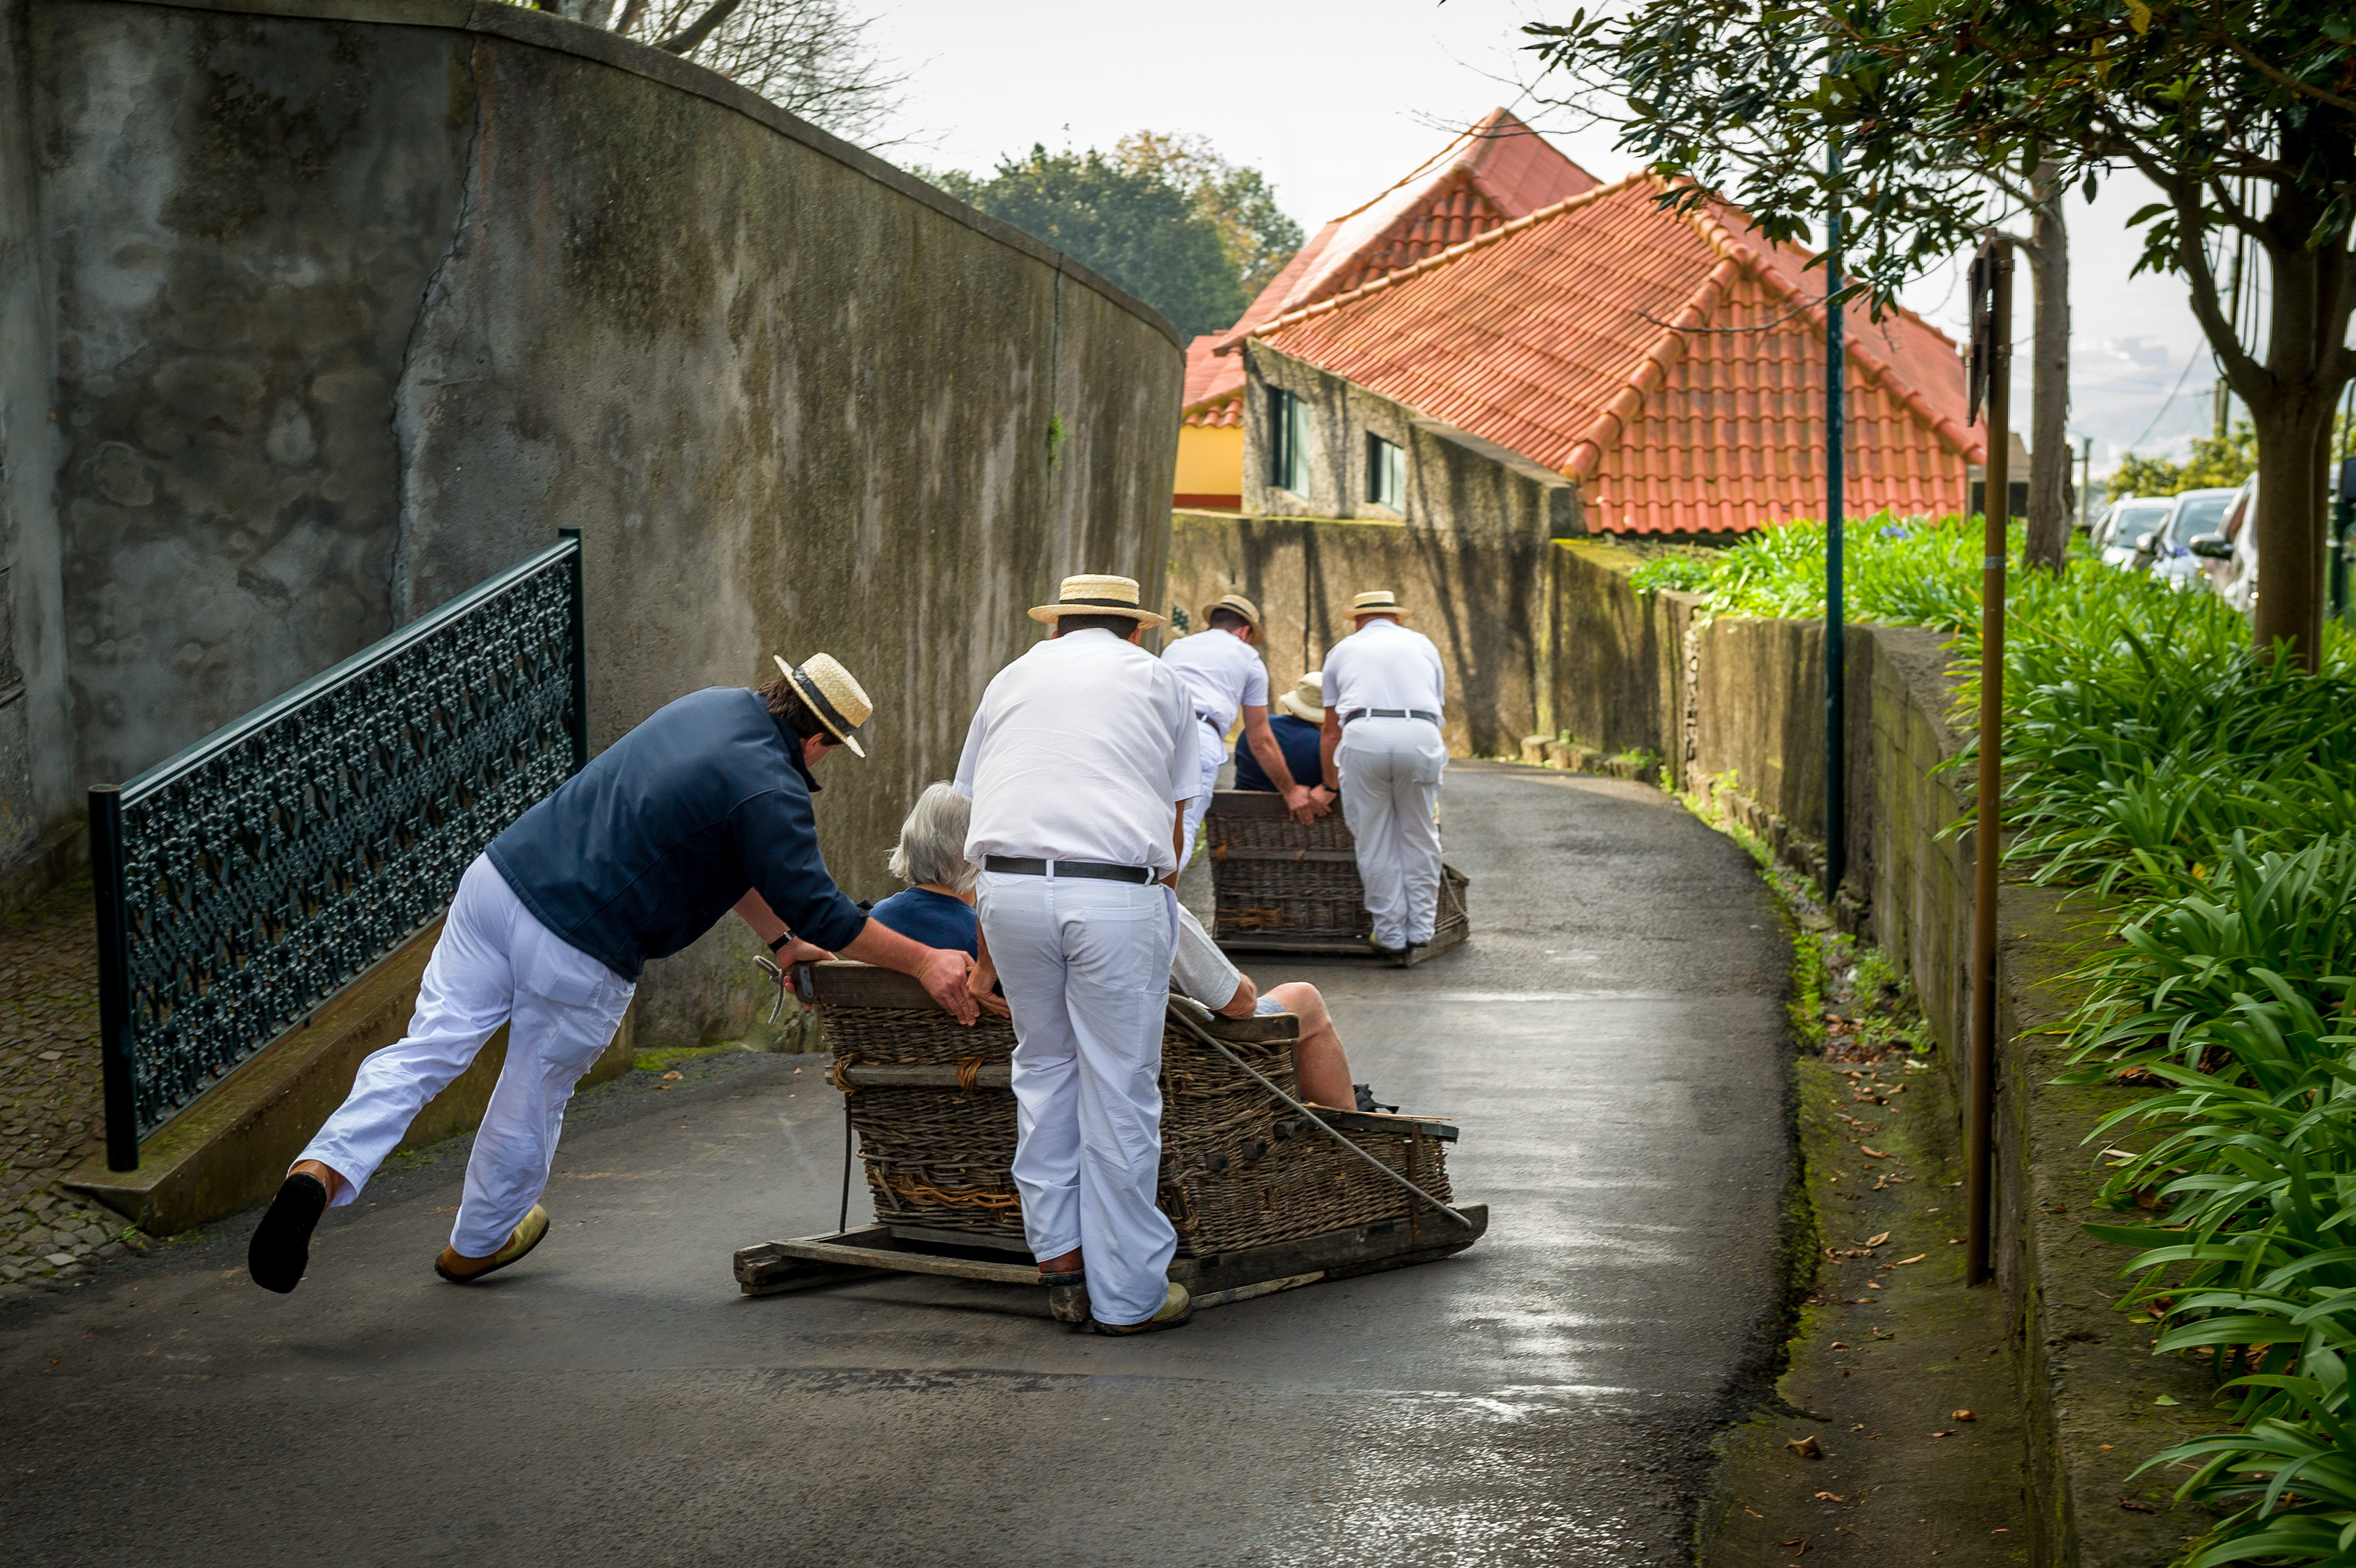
[733, 1204, 1491, 1325]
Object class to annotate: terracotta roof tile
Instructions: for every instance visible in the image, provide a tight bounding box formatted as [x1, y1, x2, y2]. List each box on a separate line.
[1183, 393, 1240, 429]
[1237, 173, 1980, 535]
[1181, 109, 1597, 420]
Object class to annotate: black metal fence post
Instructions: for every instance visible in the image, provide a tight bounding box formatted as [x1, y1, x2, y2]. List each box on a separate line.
[560, 528, 587, 773]
[1823, 136, 1847, 901]
[89, 785, 139, 1171]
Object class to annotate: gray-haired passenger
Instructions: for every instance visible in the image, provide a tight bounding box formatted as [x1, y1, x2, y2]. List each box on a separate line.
[869, 782, 981, 957]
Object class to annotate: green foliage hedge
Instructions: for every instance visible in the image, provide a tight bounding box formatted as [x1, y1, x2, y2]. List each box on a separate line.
[1655, 517, 2356, 1563]
[1628, 511, 2018, 629]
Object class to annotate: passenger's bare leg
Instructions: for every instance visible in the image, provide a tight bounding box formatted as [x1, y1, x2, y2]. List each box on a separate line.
[1265, 982, 1353, 1107]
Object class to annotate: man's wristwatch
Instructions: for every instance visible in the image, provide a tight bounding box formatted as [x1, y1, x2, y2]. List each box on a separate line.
[766, 930, 795, 954]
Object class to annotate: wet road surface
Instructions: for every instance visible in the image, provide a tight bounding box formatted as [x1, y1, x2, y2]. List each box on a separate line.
[3, 763, 1788, 1566]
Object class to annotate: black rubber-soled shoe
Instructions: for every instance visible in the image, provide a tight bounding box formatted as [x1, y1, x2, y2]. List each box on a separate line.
[248, 1172, 329, 1295]
[1354, 1083, 1401, 1114]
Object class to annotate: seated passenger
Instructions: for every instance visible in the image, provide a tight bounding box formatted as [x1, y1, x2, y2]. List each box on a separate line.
[1233, 671, 1333, 807]
[867, 782, 979, 957]
[1169, 902, 1390, 1113]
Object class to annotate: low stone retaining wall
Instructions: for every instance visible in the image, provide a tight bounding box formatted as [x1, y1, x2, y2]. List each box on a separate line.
[1552, 540, 2211, 1565]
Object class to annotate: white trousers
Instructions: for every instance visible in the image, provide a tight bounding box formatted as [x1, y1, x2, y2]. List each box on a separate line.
[299, 855, 636, 1257]
[1337, 716, 1448, 949]
[977, 869, 1178, 1327]
[1179, 718, 1224, 867]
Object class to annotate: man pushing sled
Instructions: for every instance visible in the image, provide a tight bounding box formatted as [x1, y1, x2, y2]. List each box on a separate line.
[247, 654, 979, 1295]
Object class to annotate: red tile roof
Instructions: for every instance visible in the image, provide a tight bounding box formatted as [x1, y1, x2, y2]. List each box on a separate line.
[1223, 172, 1980, 535]
[1180, 109, 1599, 422]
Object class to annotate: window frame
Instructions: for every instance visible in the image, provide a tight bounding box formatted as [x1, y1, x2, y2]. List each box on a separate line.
[1269, 387, 1310, 495]
[1366, 433, 1405, 510]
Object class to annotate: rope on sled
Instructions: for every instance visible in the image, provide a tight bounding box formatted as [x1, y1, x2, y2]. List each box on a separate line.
[1161, 997, 1469, 1228]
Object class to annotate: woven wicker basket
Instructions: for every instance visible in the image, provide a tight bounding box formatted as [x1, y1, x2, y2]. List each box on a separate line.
[1205, 789, 1469, 954]
[809, 964, 1455, 1257]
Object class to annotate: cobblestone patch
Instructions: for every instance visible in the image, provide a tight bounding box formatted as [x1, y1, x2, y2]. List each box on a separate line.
[0, 875, 140, 1299]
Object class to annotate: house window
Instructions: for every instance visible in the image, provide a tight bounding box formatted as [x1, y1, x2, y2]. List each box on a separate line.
[1269, 388, 1310, 495]
[1367, 434, 1405, 509]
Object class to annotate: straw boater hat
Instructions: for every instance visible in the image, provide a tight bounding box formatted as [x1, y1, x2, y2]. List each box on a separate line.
[1027, 573, 1167, 629]
[1199, 592, 1261, 633]
[1275, 671, 1325, 723]
[771, 653, 873, 758]
[1350, 589, 1410, 620]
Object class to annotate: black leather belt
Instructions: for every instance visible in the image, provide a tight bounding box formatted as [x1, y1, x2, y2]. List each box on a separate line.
[983, 856, 1155, 884]
[1342, 708, 1440, 725]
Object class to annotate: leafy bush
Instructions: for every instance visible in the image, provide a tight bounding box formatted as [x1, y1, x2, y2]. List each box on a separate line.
[1972, 571, 2356, 1563]
[1643, 511, 2356, 1560]
[1631, 511, 2019, 629]
[2109, 422, 2260, 501]
[1627, 551, 1715, 596]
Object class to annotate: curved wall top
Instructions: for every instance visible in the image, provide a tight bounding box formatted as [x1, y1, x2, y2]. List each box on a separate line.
[0, 0, 1181, 1041]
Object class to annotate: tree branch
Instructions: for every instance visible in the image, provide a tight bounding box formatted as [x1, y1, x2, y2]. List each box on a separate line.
[2203, 175, 2279, 255]
[2222, 35, 2356, 117]
[657, 0, 740, 54]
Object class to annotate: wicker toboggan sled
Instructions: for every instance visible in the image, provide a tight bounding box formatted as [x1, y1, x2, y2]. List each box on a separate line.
[731, 962, 1485, 1324]
[1203, 790, 1469, 965]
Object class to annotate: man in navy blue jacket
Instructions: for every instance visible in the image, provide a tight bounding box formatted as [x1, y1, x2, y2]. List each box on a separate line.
[247, 654, 976, 1295]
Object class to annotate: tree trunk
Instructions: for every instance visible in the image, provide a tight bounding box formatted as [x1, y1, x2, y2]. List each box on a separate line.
[2230, 131, 2356, 672]
[2021, 161, 2072, 572]
[2247, 398, 2336, 668]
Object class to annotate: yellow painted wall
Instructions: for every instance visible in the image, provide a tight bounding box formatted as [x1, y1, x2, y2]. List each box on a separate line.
[1175, 423, 1243, 501]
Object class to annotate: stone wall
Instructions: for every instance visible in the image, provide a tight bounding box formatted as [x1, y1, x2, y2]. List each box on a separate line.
[0, 0, 1182, 1048]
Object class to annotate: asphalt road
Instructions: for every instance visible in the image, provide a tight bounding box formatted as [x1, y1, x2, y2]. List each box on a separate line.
[2, 763, 1789, 1567]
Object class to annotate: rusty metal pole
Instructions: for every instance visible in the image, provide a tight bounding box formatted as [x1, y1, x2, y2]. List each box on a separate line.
[1967, 243, 2013, 1287]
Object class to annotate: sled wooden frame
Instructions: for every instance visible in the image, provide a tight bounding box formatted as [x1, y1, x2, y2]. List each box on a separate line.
[732, 1203, 1490, 1325]
[1204, 790, 1469, 965]
[735, 961, 1487, 1323]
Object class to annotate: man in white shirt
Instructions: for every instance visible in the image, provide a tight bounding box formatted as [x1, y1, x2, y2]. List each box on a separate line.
[957, 574, 1199, 1335]
[1161, 593, 1326, 862]
[1318, 590, 1449, 957]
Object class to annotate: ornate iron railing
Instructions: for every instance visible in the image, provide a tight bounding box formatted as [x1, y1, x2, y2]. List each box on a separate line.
[91, 533, 586, 1165]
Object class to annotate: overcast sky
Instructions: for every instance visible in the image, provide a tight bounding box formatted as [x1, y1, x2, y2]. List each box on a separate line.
[869, 0, 2262, 476]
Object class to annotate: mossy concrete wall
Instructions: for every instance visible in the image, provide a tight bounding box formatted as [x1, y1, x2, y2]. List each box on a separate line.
[1554, 542, 2216, 1565]
[1548, 539, 1694, 763]
[0, 0, 1181, 1046]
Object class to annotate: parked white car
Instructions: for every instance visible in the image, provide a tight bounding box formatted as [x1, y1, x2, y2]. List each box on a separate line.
[2146, 487, 2242, 591]
[2093, 495, 2177, 567]
[2185, 474, 2260, 613]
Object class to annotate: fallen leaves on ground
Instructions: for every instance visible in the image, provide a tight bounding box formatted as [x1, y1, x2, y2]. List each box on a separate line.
[1865, 1232, 1891, 1247]
[1893, 1253, 1928, 1266]
[1953, 1409, 1975, 1421]
[1786, 1435, 1824, 1458]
